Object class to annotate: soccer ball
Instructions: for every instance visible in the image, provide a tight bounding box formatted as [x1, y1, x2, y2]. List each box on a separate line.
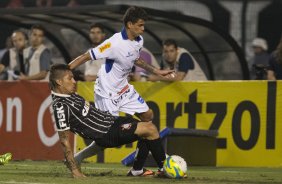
[163, 155, 187, 179]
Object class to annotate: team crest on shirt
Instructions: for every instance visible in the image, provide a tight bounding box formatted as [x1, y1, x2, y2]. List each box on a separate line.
[82, 101, 90, 116]
[121, 123, 132, 130]
[99, 42, 111, 53]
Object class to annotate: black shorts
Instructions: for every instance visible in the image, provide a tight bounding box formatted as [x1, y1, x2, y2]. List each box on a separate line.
[94, 116, 139, 148]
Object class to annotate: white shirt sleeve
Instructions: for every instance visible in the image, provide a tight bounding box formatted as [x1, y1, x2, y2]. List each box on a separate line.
[88, 38, 114, 61]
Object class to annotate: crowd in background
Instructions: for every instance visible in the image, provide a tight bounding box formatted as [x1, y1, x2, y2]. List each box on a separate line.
[0, 25, 51, 81]
[0, 23, 208, 82]
[0, 22, 282, 81]
[0, 0, 104, 8]
[249, 37, 282, 80]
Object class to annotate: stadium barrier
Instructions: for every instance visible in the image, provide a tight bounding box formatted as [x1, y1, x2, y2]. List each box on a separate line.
[121, 128, 218, 166]
[76, 81, 282, 167]
[0, 81, 71, 160]
[1, 80, 282, 167]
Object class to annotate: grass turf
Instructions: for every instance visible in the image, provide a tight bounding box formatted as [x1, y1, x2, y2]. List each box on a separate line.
[0, 161, 282, 184]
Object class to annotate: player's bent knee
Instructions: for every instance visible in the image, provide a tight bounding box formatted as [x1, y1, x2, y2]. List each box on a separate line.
[145, 122, 159, 139]
[135, 121, 159, 139]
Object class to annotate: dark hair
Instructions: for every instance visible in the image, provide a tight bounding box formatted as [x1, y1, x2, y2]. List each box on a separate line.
[31, 24, 45, 35]
[90, 23, 105, 33]
[12, 29, 28, 40]
[123, 6, 148, 27]
[49, 64, 71, 90]
[163, 39, 178, 48]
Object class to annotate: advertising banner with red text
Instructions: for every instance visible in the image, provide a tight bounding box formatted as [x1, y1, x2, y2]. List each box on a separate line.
[0, 81, 73, 160]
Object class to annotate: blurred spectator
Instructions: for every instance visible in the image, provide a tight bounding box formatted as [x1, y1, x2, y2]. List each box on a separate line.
[83, 23, 106, 82]
[131, 47, 159, 81]
[36, 0, 52, 7]
[0, 30, 28, 80]
[267, 38, 282, 80]
[6, 0, 23, 8]
[250, 38, 270, 80]
[20, 25, 51, 80]
[0, 36, 13, 60]
[1, 0, 104, 8]
[67, 0, 79, 7]
[148, 39, 207, 81]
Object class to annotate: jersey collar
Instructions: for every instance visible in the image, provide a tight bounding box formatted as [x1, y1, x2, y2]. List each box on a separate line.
[51, 91, 71, 97]
[121, 27, 142, 42]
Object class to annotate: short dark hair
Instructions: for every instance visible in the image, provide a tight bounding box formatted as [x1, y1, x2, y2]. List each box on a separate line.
[90, 23, 105, 33]
[31, 24, 45, 35]
[49, 64, 71, 90]
[123, 6, 148, 27]
[163, 39, 178, 48]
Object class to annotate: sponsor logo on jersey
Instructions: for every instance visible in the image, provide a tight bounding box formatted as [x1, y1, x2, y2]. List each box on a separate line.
[82, 101, 90, 116]
[121, 123, 132, 130]
[129, 90, 136, 100]
[56, 105, 67, 128]
[99, 42, 111, 53]
[126, 51, 134, 57]
[138, 96, 144, 104]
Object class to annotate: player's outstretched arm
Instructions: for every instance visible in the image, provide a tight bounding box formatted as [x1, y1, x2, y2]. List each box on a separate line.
[69, 51, 91, 70]
[135, 58, 175, 79]
[148, 71, 185, 82]
[58, 130, 86, 178]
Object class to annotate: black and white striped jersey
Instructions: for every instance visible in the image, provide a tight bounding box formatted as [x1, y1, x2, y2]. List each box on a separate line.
[51, 91, 115, 139]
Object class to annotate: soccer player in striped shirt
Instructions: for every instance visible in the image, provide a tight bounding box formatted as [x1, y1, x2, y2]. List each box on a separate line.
[49, 64, 166, 178]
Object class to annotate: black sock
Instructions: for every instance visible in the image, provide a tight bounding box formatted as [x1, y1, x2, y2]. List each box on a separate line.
[145, 138, 166, 169]
[133, 140, 149, 170]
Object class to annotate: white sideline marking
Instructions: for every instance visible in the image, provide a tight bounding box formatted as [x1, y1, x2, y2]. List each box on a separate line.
[11, 164, 129, 170]
[0, 181, 54, 184]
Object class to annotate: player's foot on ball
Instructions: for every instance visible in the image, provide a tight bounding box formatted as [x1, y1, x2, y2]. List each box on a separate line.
[155, 169, 188, 178]
[127, 168, 155, 177]
[155, 169, 166, 178]
[0, 153, 12, 165]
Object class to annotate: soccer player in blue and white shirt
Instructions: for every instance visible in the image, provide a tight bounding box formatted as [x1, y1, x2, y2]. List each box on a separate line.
[69, 6, 174, 176]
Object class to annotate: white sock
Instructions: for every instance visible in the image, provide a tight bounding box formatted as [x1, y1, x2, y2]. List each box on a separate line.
[131, 168, 144, 176]
[74, 141, 104, 164]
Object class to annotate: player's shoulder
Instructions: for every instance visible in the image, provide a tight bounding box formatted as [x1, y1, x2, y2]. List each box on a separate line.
[108, 33, 121, 44]
[52, 100, 64, 109]
[98, 33, 119, 49]
[51, 96, 68, 107]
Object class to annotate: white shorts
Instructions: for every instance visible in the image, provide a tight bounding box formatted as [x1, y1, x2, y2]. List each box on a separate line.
[94, 85, 149, 116]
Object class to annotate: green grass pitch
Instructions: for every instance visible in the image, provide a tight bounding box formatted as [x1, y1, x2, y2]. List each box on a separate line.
[0, 161, 282, 184]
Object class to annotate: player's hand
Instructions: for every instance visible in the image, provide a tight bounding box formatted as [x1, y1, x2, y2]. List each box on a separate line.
[155, 69, 176, 79]
[18, 73, 27, 80]
[166, 71, 177, 79]
[155, 69, 175, 78]
[72, 169, 86, 178]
